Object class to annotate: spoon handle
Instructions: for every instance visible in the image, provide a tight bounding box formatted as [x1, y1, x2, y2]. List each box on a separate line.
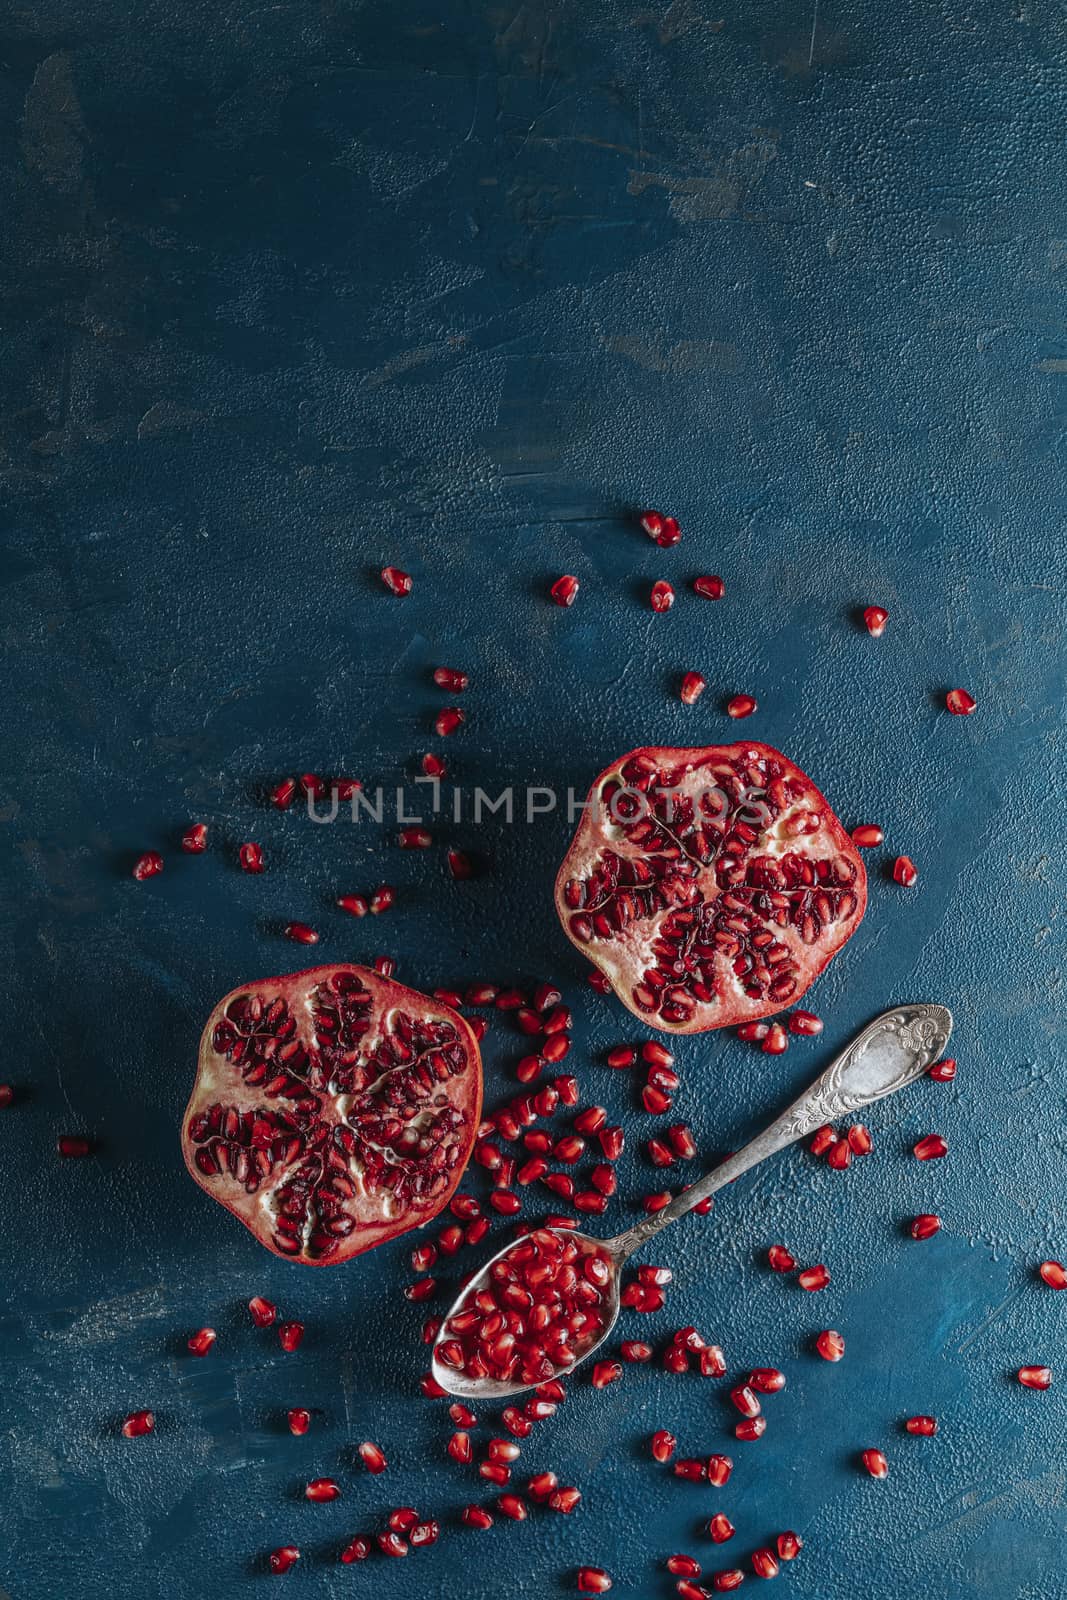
[608, 1002, 953, 1258]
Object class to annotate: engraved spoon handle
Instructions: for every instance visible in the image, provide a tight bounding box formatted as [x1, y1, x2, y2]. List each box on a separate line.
[607, 1003, 953, 1259]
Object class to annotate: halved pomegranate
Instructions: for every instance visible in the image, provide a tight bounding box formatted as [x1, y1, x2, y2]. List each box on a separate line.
[182, 964, 482, 1264]
[555, 745, 866, 1032]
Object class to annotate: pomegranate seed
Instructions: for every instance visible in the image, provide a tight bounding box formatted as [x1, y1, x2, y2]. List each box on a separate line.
[798, 1264, 830, 1291]
[738, 1021, 769, 1042]
[433, 666, 469, 691]
[380, 565, 412, 596]
[668, 1124, 697, 1159]
[490, 1190, 521, 1215]
[643, 1084, 673, 1115]
[574, 1106, 607, 1135]
[668, 1555, 703, 1578]
[287, 1408, 310, 1435]
[479, 1461, 511, 1485]
[337, 893, 369, 916]
[501, 1407, 533, 1437]
[0, 1085, 12, 1108]
[305, 1477, 340, 1502]
[648, 1136, 675, 1167]
[277, 1320, 304, 1352]
[449, 1402, 476, 1427]
[851, 824, 884, 848]
[711, 1570, 745, 1591]
[605, 1046, 636, 1068]
[600, 1126, 625, 1159]
[809, 1125, 837, 1157]
[893, 854, 918, 887]
[542, 1033, 571, 1064]
[238, 842, 264, 873]
[699, 1346, 727, 1377]
[248, 1296, 276, 1328]
[761, 1022, 788, 1055]
[650, 580, 675, 613]
[405, 1276, 437, 1301]
[863, 605, 888, 637]
[399, 826, 432, 849]
[673, 1457, 705, 1481]
[269, 1547, 300, 1574]
[548, 1486, 581, 1513]
[576, 1568, 612, 1593]
[550, 574, 580, 607]
[914, 1134, 947, 1161]
[928, 1057, 957, 1081]
[298, 773, 325, 799]
[680, 672, 707, 706]
[554, 1074, 580, 1105]
[946, 688, 976, 715]
[826, 1138, 851, 1171]
[905, 1414, 937, 1435]
[911, 1213, 942, 1240]
[132, 851, 163, 881]
[861, 1448, 888, 1478]
[709, 1514, 735, 1543]
[676, 1583, 709, 1600]
[735, 1416, 766, 1440]
[358, 1440, 387, 1473]
[376, 958, 396, 980]
[693, 574, 725, 600]
[787, 1009, 823, 1036]
[767, 1245, 796, 1273]
[377, 1531, 408, 1557]
[707, 1455, 733, 1487]
[370, 884, 395, 913]
[445, 847, 475, 880]
[527, 1471, 559, 1501]
[726, 694, 756, 719]
[284, 921, 319, 944]
[815, 1329, 845, 1361]
[182, 823, 208, 853]
[776, 1531, 802, 1561]
[435, 707, 465, 737]
[592, 1360, 623, 1388]
[497, 1494, 527, 1521]
[847, 1124, 873, 1155]
[644, 1190, 672, 1213]
[533, 983, 563, 1011]
[730, 1385, 761, 1418]
[462, 1506, 493, 1530]
[421, 752, 448, 780]
[751, 1549, 780, 1580]
[621, 1340, 653, 1362]
[57, 1135, 91, 1157]
[555, 1135, 586, 1163]
[121, 1410, 154, 1438]
[640, 510, 681, 545]
[749, 1367, 786, 1394]
[1039, 1260, 1067, 1290]
[187, 1327, 216, 1357]
[652, 1429, 677, 1462]
[410, 1520, 439, 1548]
[1018, 1366, 1053, 1390]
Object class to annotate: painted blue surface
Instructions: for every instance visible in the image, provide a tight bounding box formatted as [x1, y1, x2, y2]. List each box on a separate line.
[1, 2, 1064, 1596]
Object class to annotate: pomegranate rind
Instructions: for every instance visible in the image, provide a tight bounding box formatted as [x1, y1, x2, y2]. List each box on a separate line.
[554, 744, 866, 1034]
[182, 964, 482, 1265]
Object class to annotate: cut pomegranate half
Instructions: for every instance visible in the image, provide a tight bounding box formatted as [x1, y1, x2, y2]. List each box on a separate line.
[182, 964, 482, 1264]
[555, 744, 866, 1032]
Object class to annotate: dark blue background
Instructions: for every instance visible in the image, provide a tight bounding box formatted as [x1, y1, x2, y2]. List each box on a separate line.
[2, 2, 1064, 1596]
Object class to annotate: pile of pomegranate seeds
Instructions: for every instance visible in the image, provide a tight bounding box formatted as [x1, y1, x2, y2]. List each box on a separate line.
[436, 1229, 614, 1383]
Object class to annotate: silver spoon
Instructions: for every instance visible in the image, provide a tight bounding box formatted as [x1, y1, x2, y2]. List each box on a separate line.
[431, 1002, 953, 1400]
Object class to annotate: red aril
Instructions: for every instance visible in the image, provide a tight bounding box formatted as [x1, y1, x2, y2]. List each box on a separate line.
[650, 581, 675, 612]
[1039, 1260, 1067, 1289]
[421, 753, 447, 779]
[851, 824, 883, 848]
[121, 1410, 154, 1438]
[380, 566, 411, 596]
[815, 1328, 845, 1361]
[621, 1340, 653, 1362]
[269, 1547, 300, 1574]
[377, 1531, 408, 1556]
[556, 745, 866, 1033]
[341, 1537, 372, 1562]
[862, 606, 888, 637]
[187, 1327, 216, 1356]
[0, 1085, 12, 1108]
[787, 1009, 823, 1035]
[777, 1531, 802, 1561]
[239, 842, 264, 873]
[462, 1505, 493, 1529]
[798, 1264, 830, 1291]
[527, 1471, 558, 1500]
[945, 688, 976, 715]
[749, 1367, 786, 1394]
[359, 1440, 387, 1472]
[370, 885, 395, 913]
[284, 922, 319, 944]
[548, 1486, 581, 1513]
[577, 1569, 612, 1593]
[911, 1214, 941, 1239]
[735, 1416, 766, 1440]
[709, 1514, 735, 1543]
[751, 1549, 779, 1579]
[810, 1125, 837, 1156]
[707, 1455, 733, 1486]
[905, 1415, 937, 1435]
[893, 855, 918, 887]
[182, 823, 208, 853]
[847, 1124, 872, 1155]
[651, 1429, 677, 1462]
[497, 1494, 527, 1521]
[761, 1022, 788, 1055]
[337, 894, 369, 917]
[668, 1555, 702, 1577]
[305, 1477, 340, 1502]
[433, 667, 469, 691]
[730, 1385, 761, 1418]
[1018, 1366, 1052, 1389]
[410, 1520, 439, 1547]
[680, 673, 707, 706]
[270, 778, 297, 809]
[693, 575, 725, 600]
[738, 1022, 769, 1042]
[826, 1138, 851, 1170]
[551, 575, 580, 607]
[435, 707, 465, 737]
[913, 1134, 947, 1161]
[767, 1244, 796, 1273]
[861, 1448, 888, 1478]
[726, 695, 756, 719]
[182, 964, 482, 1263]
[287, 1408, 311, 1435]
[711, 1570, 745, 1591]
[928, 1058, 957, 1081]
[132, 851, 163, 881]
[57, 1136, 92, 1157]
[249, 1295, 276, 1327]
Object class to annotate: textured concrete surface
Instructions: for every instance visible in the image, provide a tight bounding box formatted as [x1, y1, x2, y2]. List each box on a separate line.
[1, 1, 1065, 1596]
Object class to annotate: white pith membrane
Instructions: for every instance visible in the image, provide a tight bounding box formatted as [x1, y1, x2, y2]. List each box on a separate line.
[183, 965, 480, 1263]
[557, 744, 866, 1035]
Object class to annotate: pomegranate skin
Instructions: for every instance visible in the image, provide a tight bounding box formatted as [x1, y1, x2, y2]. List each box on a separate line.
[182, 964, 482, 1265]
[554, 744, 867, 1034]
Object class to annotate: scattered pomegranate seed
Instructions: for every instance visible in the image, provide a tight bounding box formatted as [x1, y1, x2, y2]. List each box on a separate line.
[548, 1486, 582, 1513]
[121, 1410, 154, 1438]
[787, 1009, 823, 1036]
[693, 574, 725, 600]
[433, 666, 469, 691]
[777, 1531, 802, 1561]
[810, 1125, 837, 1157]
[421, 752, 448, 780]
[650, 580, 675, 613]
[863, 605, 888, 637]
[911, 1213, 942, 1239]
[462, 1505, 493, 1530]
[726, 694, 756, 719]
[851, 824, 884, 848]
[380, 565, 412, 596]
[1039, 1260, 1067, 1290]
[620, 1339, 653, 1362]
[336, 893, 369, 917]
[798, 1264, 831, 1291]
[700, 1346, 727, 1377]
[269, 1546, 300, 1574]
[767, 1244, 797, 1273]
[370, 884, 395, 913]
[761, 1022, 788, 1055]
[57, 1135, 92, 1158]
[340, 1536, 371, 1563]
[435, 707, 465, 736]
[815, 1329, 845, 1361]
[551, 575, 580, 607]
[893, 855, 918, 887]
[945, 688, 977, 715]
[497, 1494, 527, 1521]
[751, 1549, 780, 1580]
[287, 1408, 311, 1436]
[707, 1455, 733, 1487]
[410, 1520, 439, 1548]
[1018, 1366, 1052, 1390]
[182, 823, 208, 853]
[847, 1124, 873, 1155]
[709, 1513, 736, 1543]
[249, 1295, 276, 1328]
[680, 672, 707, 706]
[0, 1085, 12, 1108]
[577, 1568, 612, 1593]
[711, 1569, 745, 1591]
[644, 1191, 672, 1213]
[928, 1057, 956, 1081]
[826, 1138, 851, 1171]
[284, 921, 319, 944]
[862, 1448, 888, 1478]
[377, 1531, 408, 1557]
[730, 1384, 761, 1418]
[591, 1360, 623, 1388]
[905, 1414, 937, 1435]
[187, 1327, 216, 1357]
[399, 826, 432, 849]
[132, 851, 163, 881]
[358, 1439, 387, 1473]
[913, 1134, 947, 1161]
[641, 510, 681, 546]
[651, 1429, 677, 1462]
[735, 1416, 766, 1441]
[305, 1477, 340, 1502]
[238, 842, 264, 873]
[668, 1555, 703, 1578]
[749, 1367, 786, 1394]
[677, 1585, 708, 1600]
[298, 774, 325, 799]
[738, 1021, 769, 1042]
[405, 1276, 438, 1301]
[599, 1126, 625, 1159]
[277, 1321, 304, 1352]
